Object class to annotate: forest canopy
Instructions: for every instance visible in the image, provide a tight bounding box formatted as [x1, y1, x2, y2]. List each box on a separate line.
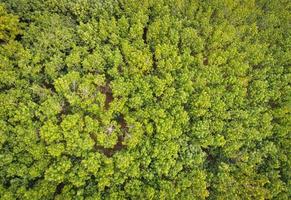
[0, 0, 290, 199]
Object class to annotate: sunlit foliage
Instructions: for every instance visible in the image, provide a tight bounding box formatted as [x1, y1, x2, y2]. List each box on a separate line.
[0, 0, 290, 199]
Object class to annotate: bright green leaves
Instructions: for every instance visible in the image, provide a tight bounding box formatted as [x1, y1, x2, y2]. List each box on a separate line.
[98, 17, 119, 45]
[45, 158, 71, 182]
[190, 90, 211, 117]
[40, 120, 62, 144]
[54, 71, 105, 113]
[0, 4, 21, 42]
[82, 49, 105, 73]
[248, 80, 270, 105]
[40, 120, 65, 157]
[213, 161, 272, 200]
[47, 143, 65, 157]
[155, 44, 182, 72]
[114, 152, 134, 173]
[38, 97, 62, 120]
[23, 13, 74, 55]
[152, 140, 179, 176]
[84, 115, 100, 133]
[209, 23, 236, 50]
[0, 4, 24, 89]
[96, 129, 118, 148]
[65, 46, 88, 71]
[61, 114, 94, 156]
[123, 119, 143, 149]
[181, 27, 204, 53]
[43, 54, 64, 79]
[54, 71, 81, 95]
[147, 14, 181, 47]
[121, 40, 153, 74]
[0, 0, 290, 199]
[81, 152, 101, 175]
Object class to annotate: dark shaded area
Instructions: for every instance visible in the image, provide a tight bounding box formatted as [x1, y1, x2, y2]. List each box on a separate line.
[91, 133, 126, 157]
[53, 182, 65, 198]
[0, 85, 14, 92]
[3, 176, 21, 189]
[0, 39, 6, 45]
[43, 81, 56, 93]
[15, 34, 23, 41]
[57, 100, 71, 125]
[269, 100, 279, 108]
[99, 82, 113, 110]
[116, 114, 128, 132]
[152, 52, 158, 70]
[27, 177, 41, 189]
[95, 135, 125, 157]
[142, 26, 148, 44]
[3, 179, 11, 188]
[203, 57, 208, 65]
[59, 100, 70, 116]
[117, 64, 123, 74]
[201, 147, 215, 162]
[70, 155, 82, 164]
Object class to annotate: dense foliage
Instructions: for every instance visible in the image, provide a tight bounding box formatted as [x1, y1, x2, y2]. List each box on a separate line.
[0, 0, 290, 199]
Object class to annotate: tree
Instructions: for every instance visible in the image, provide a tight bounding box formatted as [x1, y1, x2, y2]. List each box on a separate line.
[0, 0, 290, 199]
